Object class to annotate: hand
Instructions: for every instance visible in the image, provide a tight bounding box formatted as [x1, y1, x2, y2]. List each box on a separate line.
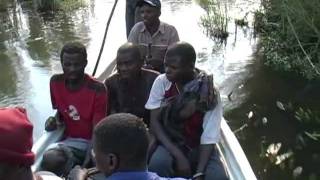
[175, 154, 192, 178]
[68, 165, 88, 180]
[45, 116, 57, 131]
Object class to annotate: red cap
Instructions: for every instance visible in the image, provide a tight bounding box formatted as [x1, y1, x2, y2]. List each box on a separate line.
[0, 107, 35, 166]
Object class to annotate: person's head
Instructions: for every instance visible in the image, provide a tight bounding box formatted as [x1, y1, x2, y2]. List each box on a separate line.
[60, 42, 88, 83]
[40, 146, 73, 177]
[137, 0, 161, 27]
[116, 43, 143, 79]
[164, 42, 196, 83]
[93, 113, 149, 176]
[0, 107, 34, 180]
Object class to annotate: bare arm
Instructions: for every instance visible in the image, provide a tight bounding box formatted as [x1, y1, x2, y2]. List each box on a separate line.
[150, 109, 191, 177]
[196, 144, 215, 176]
[150, 109, 184, 158]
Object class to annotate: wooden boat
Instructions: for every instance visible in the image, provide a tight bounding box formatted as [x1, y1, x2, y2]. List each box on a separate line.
[31, 59, 256, 180]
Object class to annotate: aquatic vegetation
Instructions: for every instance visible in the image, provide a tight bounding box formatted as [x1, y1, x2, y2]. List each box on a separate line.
[33, 0, 86, 11]
[197, 0, 229, 41]
[255, 0, 320, 80]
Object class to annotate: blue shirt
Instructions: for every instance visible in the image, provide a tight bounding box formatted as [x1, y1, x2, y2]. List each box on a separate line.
[107, 171, 187, 180]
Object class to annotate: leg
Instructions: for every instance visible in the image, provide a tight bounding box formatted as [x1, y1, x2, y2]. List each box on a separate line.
[148, 145, 174, 177]
[204, 148, 229, 180]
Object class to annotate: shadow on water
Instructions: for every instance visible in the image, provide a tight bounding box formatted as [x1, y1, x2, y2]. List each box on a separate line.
[193, 0, 319, 179]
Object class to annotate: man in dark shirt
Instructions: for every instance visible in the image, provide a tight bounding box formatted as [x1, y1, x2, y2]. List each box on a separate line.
[104, 42, 159, 126]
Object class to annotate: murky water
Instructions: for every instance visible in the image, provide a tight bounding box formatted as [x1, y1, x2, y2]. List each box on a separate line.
[1, 0, 259, 140]
[1, 0, 318, 179]
[0, 0, 127, 140]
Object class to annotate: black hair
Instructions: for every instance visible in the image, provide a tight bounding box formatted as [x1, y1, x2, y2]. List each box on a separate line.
[60, 42, 87, 62]
[117, 43, 143, 62]
[40, 146, 73, 177]
[94, 113, 149, 167]
[165, 42, 196, 67]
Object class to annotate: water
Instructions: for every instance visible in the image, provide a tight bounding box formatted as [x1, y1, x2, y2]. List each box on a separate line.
[1, 0, 318, 179]
[0, 0, 127, 140]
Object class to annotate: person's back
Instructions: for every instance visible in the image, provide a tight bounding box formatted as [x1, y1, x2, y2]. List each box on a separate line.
[69, 113, 186, 180]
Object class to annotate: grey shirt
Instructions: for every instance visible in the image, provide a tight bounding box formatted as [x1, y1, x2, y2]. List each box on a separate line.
[128, 21, 180, 63]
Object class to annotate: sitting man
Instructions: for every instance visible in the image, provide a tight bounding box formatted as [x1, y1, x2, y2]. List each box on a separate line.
[104, 43, 159, 126]
[0, 107, 62, 180]
[68, 113, 186, 180]
[128, 0, 179, 72]
[145, 42, 229, 180]
[43, 42, 108, 173]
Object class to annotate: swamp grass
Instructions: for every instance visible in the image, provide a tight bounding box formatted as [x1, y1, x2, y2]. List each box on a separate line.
[256, 0, 320, 80]
[33, 0, 86, 11]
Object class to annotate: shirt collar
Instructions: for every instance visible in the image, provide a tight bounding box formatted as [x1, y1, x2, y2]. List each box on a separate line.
[140, 22, 165, 34]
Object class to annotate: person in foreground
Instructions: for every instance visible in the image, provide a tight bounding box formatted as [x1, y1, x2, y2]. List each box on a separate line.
[69, 113, 186, 180]
[145, 42, 229, 180]
[104, 43, 159, 125]
[43, 42, 108, 174]
[128, 0, 179, 72]
[0, 107, 62, 180]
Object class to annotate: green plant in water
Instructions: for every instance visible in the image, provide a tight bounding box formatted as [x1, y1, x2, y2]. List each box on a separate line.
[294, 107, 320, 142]
[197, 0, 229, 41]
[34, 0, 86, 11]
[255, 0, 320, 80]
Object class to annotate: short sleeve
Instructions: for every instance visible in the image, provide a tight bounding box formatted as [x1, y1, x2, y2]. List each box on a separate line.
[128, 23, 139, 43]
[145, 74, 170, 110]
[200, 92, 222, 144]
[92, 89, 108, 126]
[168, 26, 180, 45]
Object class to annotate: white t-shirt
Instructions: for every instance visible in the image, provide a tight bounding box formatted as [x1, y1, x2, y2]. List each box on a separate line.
[145, 74, 222, 144]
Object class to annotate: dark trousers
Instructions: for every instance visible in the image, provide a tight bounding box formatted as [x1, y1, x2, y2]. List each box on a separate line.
[149, 145, 229, 180]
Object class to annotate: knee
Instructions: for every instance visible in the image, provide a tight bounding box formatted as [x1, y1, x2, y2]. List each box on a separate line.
[204, 162, 229, 180]
[41, 147, 73, 176]
[148, 147, 173, 174]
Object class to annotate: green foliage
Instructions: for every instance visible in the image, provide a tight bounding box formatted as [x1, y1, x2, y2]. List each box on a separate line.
[295, 107, 320, 125]
[197, 0, 229, 41]
[256, 0, 320, 80]
[294, 107, 320, 142]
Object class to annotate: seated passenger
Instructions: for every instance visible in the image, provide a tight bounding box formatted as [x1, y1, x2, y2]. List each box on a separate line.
[0, 107, 62, 180]
[67, 113, 186, 180]
[104, 43, 159, 126]
[43, 42, 108, 172]
[128, 0, 179, 72]
[145, 42, 229, 179]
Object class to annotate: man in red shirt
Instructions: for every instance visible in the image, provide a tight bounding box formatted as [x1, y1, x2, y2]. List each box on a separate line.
[43, 42, 108, 174]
